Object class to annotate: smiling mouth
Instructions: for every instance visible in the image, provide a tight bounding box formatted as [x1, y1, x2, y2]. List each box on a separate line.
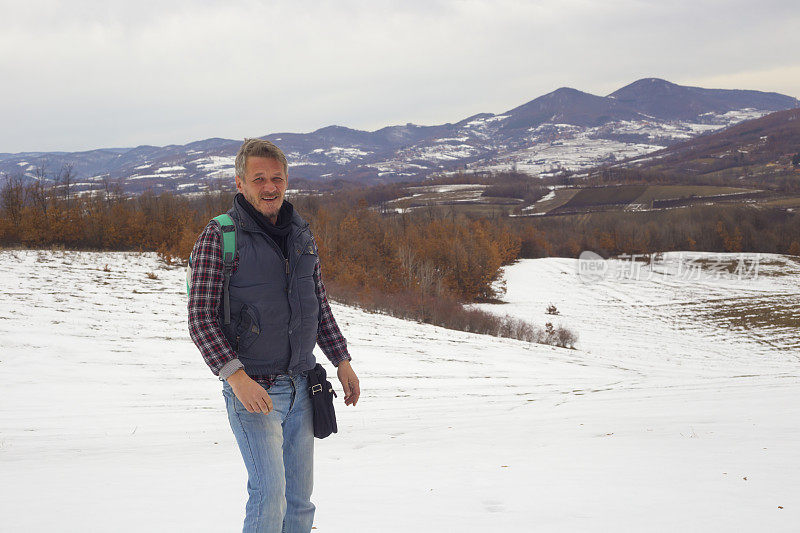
[261, 195, 278, 201]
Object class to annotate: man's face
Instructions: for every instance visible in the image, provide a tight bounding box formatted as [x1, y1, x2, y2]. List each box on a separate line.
[235, 156, 288, 223]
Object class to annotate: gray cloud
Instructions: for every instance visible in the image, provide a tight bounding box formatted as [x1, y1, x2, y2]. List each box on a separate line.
[1, 0, 798, 152]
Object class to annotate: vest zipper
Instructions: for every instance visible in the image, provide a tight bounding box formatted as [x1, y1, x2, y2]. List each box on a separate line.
[285, 258, 289, 275]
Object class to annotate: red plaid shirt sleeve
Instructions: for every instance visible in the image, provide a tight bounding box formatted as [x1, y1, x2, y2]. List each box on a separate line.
[187, 222, 238, 377]
[313, 250, 352, 366]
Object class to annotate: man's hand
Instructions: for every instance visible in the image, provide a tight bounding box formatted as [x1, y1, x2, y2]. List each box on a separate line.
[336, 360, 360, 406]
[228, 369, 273, 414]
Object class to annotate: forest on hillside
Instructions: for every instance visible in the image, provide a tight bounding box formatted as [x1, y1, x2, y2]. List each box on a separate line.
[1, 173, 798, 345]
[2, 174, 799, 282]
[0, 176, 578, 346]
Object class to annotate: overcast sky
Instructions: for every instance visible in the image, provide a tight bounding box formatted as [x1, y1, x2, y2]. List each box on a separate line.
[1, 0, 798, 153]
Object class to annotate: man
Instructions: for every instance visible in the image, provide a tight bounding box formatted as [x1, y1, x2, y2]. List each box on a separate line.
[188, 138, 360, 533]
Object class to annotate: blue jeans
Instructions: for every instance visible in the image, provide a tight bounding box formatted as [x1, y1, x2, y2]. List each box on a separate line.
[222, 373, 315, 533]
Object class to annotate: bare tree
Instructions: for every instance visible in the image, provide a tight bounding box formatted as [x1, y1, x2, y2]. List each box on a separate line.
[396, 244, 418, 291]
[34, 160, 48, 182]
[0, 174, 25, 229]
[28, 178, 50, 215]
[100, 174, 124, 204]
[57, 163, 75, 203]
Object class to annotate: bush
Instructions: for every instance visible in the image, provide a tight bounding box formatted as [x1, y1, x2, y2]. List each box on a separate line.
[327, 281, 578, 348]
[540, 322, 578, 348]
[555, 325, 578, 349]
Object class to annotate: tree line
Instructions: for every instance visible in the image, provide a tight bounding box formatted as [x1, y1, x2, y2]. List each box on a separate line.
[3, 172, 798, 346]
[0, 175, 227, 259]
[513, 205, 800, 258]
[0, 177, 573, 345]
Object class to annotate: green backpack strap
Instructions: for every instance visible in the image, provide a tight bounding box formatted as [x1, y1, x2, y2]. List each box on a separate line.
[212, 214, 237, 325]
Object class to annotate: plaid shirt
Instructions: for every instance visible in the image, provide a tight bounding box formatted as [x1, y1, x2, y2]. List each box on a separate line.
[188, 221, 351, 386]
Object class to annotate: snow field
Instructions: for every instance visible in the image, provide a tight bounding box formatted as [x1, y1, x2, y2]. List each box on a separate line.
[0, 250, 798, 531]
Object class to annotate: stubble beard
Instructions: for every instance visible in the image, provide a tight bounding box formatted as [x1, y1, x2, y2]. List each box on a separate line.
[245, 190, 282, 222]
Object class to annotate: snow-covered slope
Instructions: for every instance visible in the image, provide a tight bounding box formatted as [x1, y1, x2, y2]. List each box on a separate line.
[1, 250, 798, 531]
[474, 252, 800, 366]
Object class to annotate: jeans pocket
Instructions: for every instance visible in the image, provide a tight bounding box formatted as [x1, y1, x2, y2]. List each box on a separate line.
[222, 382, 245, 413]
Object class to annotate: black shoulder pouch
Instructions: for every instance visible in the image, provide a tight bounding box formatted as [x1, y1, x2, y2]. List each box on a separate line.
[307, 363, 338, 439]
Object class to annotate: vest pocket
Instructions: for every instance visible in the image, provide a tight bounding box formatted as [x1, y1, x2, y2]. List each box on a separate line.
[235, 304, 261, 351]
[297, 275, 319, 318]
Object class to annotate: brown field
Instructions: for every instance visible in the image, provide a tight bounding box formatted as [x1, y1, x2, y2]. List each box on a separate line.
[631, 185, 753, 204]
[381, 180, 793, 219]
[520, 188, 580, 215]
[560, 185, 648, 208]
[525, 184, 768, 216]
[401, 203, 520, 218]
[383, 183, 524, 216]
[760, 196, 800, 208]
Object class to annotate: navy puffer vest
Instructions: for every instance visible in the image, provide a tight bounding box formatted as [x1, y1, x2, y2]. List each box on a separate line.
[220, 199, 320, 375]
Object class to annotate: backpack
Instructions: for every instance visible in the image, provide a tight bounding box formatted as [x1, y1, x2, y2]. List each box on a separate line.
[186, 214, 237, 325]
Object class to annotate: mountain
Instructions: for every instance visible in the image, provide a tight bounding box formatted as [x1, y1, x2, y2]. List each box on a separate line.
[626, 107, 800, 177]
[501, 87, 647, 130]
[1, 78, 797, 194]
[609, 77, 800, 120]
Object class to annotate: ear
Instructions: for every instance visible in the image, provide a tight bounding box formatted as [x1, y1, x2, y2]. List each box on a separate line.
[234, 174, 244, 192]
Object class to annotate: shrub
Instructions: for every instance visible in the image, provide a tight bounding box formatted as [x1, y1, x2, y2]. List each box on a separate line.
[538, 322, 578, 348]
[555, 325, 578, 349]
[327, 282, 578, 348]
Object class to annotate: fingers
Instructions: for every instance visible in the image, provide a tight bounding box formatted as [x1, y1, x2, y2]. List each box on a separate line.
[350, 379, 360, 406]
[234, 387, 272, 414]
[344, 377, 360, 406]
[245, 398, 270, 414]
[246, 399, 259, 413]
[262, 393, 273, 414]
[338, 366, 361, 406]
[344, 380, 352, 405]
[253, 392, 272, 414]
[341, 378, 352, 400]
[255, 396, 268, 414]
